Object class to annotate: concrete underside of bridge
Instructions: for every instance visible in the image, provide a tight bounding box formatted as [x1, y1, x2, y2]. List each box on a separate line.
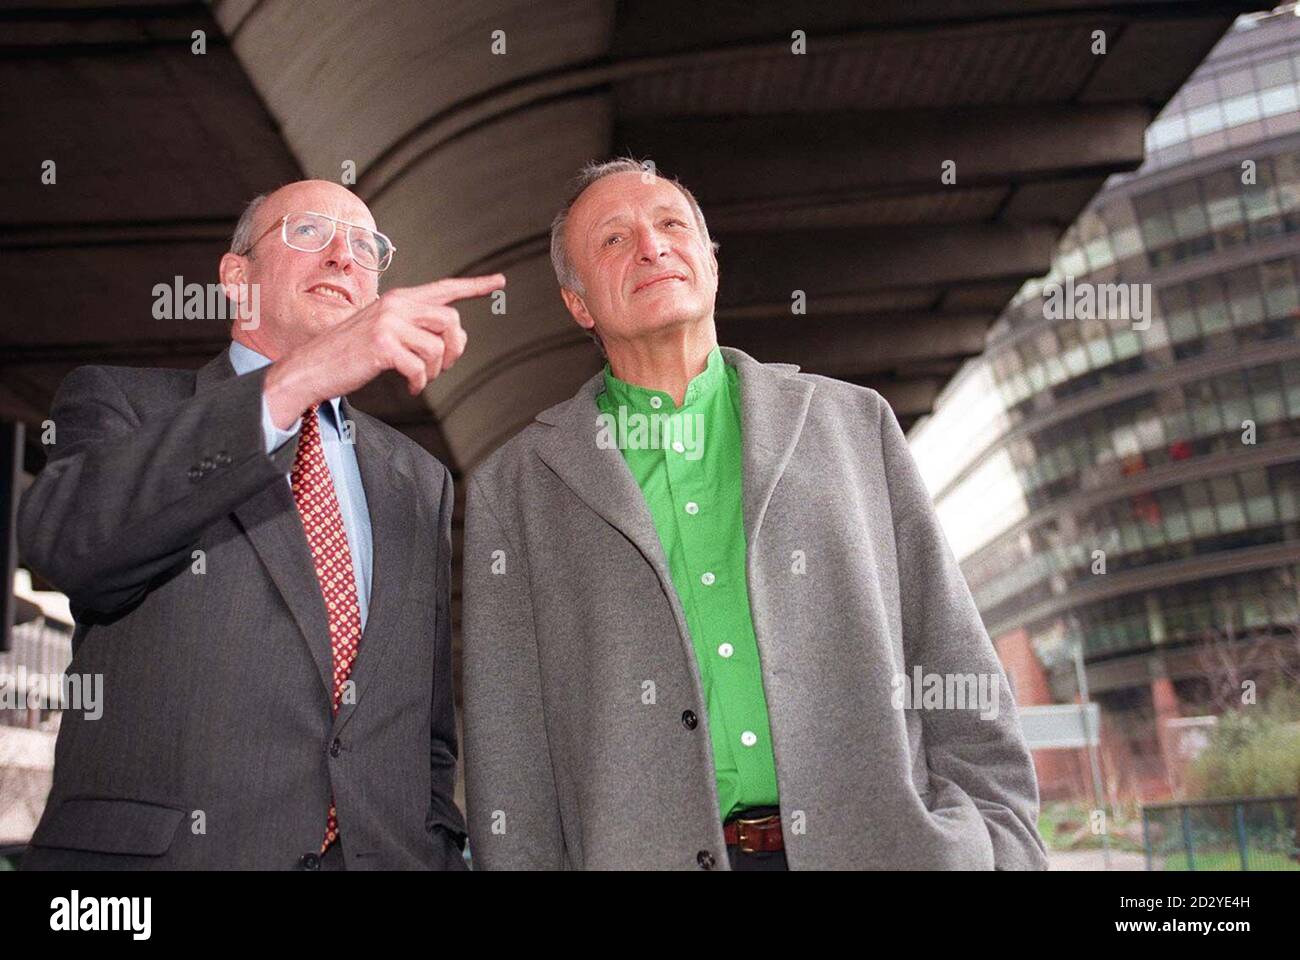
[2, 0, 1257, 631]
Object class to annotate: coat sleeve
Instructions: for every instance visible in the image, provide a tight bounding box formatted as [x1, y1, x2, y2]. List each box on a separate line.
[461, 472, 565, 869]
[18, 364, 295, 618]
[427, 464, 470, 863]
[877, 393, 1049, 870]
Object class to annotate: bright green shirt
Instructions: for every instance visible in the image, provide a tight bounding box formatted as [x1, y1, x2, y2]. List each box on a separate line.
[596, 346, 779, 821]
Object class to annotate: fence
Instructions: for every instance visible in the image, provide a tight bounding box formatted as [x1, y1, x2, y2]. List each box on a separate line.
[1142, 794, 1299, 870]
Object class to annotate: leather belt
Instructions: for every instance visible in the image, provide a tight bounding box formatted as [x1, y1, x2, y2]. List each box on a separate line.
[722, 811, 784, 853]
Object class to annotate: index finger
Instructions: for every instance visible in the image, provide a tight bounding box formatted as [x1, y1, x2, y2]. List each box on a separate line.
[411, 273, 506, 304]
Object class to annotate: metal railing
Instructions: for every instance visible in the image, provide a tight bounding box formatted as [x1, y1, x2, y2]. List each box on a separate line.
[1141, 795, 1299, 870]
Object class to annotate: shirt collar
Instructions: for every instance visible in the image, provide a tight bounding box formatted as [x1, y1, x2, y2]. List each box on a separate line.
[599, 345, 726, 414]
[228, 340, 346, 436]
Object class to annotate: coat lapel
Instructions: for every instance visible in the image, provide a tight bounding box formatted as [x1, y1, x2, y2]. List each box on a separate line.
[196, 349, 334, 698]
[721, 347, 815, 563]
[535, 374, 673, 581]
[532, 345, 815, 635]
[535, 373, 705, 718]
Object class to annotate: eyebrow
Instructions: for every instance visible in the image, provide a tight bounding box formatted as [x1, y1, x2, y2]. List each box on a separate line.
[590, 204, 692, 236]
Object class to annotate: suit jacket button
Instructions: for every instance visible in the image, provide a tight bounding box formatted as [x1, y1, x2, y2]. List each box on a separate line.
[697, 850, 715, 870]
[215, 450, 231, 466]
[681, 710, 698, 730]
[187, 466, 202, 482]
[300, 853, 320, 870]
[329, 738, 342, 758]
[200, 457, 215, 472]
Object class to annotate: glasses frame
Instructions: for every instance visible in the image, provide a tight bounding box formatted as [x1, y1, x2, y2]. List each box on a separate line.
[243, 210, 397, 272]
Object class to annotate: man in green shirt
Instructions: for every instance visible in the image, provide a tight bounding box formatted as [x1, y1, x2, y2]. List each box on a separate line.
[575, 163, 783, 868]
[595, 347, 781, 831]
[461, 158, 1047, 871]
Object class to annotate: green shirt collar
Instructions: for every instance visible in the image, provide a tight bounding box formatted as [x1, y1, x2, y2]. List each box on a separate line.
[600, 345, 726, 413]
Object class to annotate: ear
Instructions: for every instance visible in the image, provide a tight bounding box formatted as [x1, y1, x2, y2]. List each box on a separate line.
[218, 252, 250, 301]
[560, 287, 597, 332]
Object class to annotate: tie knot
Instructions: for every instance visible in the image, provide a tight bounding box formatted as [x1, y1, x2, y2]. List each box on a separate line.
[300, 404, 322, 433]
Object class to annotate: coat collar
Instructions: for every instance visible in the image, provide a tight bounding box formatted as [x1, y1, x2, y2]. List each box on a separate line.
[534, 344, 813, 578]
[196, 346, 417, 725]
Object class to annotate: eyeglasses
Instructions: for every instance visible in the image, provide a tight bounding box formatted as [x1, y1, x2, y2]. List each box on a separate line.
[244, 210, 397, 272]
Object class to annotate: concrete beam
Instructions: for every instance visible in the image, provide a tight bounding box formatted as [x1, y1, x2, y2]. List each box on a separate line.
[720, 312, 993, 378]
[717, 223, 1058, 305]
[617, 104, 1149, 210]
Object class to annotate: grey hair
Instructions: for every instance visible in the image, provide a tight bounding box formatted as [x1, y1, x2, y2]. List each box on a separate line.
[548, 158, 718, 358]
[230, 193, 269, 255]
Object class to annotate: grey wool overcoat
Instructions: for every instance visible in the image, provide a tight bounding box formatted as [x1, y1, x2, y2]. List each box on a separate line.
[462, 346, 1048, 870]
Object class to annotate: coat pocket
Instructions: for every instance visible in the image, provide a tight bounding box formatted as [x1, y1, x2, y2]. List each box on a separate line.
[32, 797, 187, 856]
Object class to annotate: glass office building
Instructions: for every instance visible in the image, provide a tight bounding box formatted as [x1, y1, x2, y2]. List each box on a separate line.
[910, 7, 1300, 800]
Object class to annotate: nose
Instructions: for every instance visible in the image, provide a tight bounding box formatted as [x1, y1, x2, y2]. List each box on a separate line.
[634, 224, 670, 263]
[322, 226, 354, 272]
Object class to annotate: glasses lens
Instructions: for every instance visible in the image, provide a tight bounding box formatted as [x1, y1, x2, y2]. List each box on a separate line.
[283, 213, 333, 252]
[348, 226, 393, 272]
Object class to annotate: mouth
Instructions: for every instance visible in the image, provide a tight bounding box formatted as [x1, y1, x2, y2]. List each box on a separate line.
[305, 282, 354, 305]
[633, 273, 688, 294]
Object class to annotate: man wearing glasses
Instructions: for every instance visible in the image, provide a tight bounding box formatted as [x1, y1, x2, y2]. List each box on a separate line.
[19, 179, 503, 870]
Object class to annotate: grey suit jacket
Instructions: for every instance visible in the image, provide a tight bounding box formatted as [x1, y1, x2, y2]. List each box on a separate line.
[462, 346, 1048, 870]
[18, 349, 467, 870]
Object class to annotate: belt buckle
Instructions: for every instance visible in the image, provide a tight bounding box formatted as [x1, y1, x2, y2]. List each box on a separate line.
[734, 812, 777, 854]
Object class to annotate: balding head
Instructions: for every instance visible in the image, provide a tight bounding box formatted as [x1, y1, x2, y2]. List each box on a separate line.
[220, 180, 383, 359]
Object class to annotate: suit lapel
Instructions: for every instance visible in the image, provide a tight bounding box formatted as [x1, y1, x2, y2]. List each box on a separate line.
[196, 349, 332, 701]
[332, 402, 418, 733]
[233, 482, 335, 697]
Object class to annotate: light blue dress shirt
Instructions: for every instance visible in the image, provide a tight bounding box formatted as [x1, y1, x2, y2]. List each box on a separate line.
[229, 340, 373, 630]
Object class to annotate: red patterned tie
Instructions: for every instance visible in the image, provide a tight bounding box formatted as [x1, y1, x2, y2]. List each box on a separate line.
[289, 404, 362, 854]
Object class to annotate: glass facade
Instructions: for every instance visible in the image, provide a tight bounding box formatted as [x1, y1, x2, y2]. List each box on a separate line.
[1142, 50, 1300, 171]
[911, 10, 1300, 787]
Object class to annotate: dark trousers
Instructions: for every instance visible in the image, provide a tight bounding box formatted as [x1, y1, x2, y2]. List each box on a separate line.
[726, 846, 789, 871]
